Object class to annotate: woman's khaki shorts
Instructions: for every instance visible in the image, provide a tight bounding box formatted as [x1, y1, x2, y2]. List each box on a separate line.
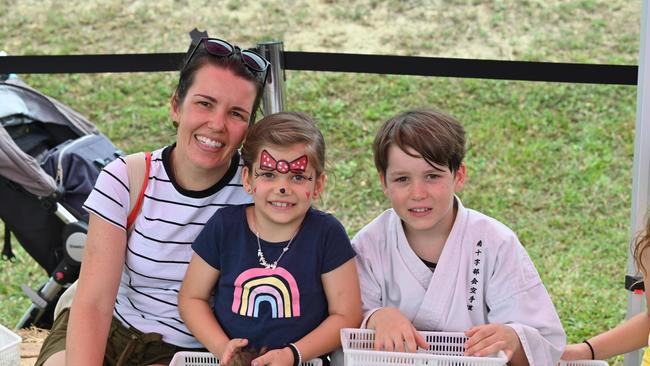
[35, 309, 204, 366]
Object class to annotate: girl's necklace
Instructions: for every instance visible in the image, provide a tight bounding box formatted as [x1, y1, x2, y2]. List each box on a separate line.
[254, 219, 300, 269]
[256, 231, 297, 269]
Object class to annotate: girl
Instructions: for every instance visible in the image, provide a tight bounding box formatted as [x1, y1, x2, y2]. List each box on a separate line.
[36, 36, 269, 366]
[562, 213, 650, 362]
[179, 112, 363, 366]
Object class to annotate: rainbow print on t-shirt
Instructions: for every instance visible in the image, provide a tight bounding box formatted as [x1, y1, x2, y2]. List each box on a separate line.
[231, 267, 301, 318]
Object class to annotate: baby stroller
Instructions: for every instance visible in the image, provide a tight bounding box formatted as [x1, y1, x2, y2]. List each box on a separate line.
[0, 76, 122, 329]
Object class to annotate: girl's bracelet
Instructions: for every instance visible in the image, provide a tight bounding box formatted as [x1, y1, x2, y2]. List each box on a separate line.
[288, 343, 302, 366]
[583, 340, 595, 360]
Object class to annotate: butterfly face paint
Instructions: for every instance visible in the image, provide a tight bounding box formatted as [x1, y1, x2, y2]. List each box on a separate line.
[259, 149, 308, 174]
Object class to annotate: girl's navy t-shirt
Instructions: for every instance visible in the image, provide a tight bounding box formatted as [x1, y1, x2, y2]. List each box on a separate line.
[192, 204, 355, 349]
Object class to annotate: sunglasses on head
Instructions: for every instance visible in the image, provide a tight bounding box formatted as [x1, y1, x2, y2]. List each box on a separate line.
[184, 37, 270, 74]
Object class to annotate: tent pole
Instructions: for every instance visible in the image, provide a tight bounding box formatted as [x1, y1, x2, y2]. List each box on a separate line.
[624, 1, 650, 365]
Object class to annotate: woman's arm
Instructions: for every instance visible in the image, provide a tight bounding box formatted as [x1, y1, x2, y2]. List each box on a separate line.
[178, 254, 242, 363]
[252, 259, 364, 366]
[66, 213, 127, 365]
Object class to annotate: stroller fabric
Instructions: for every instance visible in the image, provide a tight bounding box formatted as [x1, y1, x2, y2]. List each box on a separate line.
[0, 78, 121, 272]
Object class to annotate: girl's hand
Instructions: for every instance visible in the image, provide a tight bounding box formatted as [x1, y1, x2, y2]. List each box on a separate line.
[368, 307, 429, 352]
[561, 343, 593, 361]
[251, 347, 294, 366]
[220, 338, 249, 365]
[464, 324, 522, 360]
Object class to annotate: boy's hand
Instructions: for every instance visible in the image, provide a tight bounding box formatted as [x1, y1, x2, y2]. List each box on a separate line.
[220, 338, 249, 365]
[251, 347, 293, 366]
[464, 324, 522, 360]
[368, 307, 429, 352]
[561, 343, 592, 361]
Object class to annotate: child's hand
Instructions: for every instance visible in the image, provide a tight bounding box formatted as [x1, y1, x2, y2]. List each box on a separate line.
[250, 347, 294, 366]
[368, 307, 429, 352]
[464, 324, 522, 360]
[561, 343, 593, 361]
[220, 338, 249, 365]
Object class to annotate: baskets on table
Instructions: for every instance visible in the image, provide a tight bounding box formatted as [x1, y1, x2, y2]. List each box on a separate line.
[0, 324, 21, 366]
[557, 361, 608, 366]
[340, 328, 508, 366]
[169, 351, 323, 366]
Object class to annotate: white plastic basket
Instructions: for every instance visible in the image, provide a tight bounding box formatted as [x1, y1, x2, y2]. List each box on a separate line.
[0, 324, 21, 366]
[169, 351, 323, 366]
[340, 328, 508, 366]
[557, 361, 608, 366]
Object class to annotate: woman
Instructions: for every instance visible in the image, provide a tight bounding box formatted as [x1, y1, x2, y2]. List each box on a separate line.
[36, 37, 269, 366]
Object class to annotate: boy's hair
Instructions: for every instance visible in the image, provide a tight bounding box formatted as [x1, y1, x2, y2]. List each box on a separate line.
[373, 108, 466, 175]
[173, 40, 266, 126]
[241, 112, 326, 176]
[633, 214, 650, 275]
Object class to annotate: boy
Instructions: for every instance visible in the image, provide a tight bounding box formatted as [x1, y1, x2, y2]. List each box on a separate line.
[353, 109, 565, 365]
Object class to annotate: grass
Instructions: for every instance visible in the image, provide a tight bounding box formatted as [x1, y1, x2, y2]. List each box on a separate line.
[0, 1, 643, 364]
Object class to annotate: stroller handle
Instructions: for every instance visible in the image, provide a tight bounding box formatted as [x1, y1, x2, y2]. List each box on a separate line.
[54, 202, 79, 225]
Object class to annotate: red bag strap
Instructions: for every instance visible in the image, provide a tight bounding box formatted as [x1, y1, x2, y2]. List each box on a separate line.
[125, 151, 151, 234]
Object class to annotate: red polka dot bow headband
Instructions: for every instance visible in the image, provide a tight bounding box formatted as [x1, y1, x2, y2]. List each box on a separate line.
[259, 150, 308, 174]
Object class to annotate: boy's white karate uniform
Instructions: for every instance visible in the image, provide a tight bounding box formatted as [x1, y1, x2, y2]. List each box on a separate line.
[353, 198, 566, 366]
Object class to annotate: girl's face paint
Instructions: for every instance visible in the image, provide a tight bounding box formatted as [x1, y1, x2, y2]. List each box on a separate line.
[242, 143, 325, 232]
[259, 149, 308, 174]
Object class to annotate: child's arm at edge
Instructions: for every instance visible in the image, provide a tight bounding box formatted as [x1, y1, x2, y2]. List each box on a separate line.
[179, 253, 248, 365]
[565, 254, 650, 361]
[562, 309, 650, 360]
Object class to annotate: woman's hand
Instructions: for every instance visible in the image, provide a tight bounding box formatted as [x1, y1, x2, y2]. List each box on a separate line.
[561, 343, 593, 361]
[220, 338, 249, 365]
[251, 347, 294, 366]
[464, 324, 522, 360]
[368, 307, 428, 352]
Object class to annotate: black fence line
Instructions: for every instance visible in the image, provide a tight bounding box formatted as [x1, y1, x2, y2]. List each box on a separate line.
[0, 51, 638, 85]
